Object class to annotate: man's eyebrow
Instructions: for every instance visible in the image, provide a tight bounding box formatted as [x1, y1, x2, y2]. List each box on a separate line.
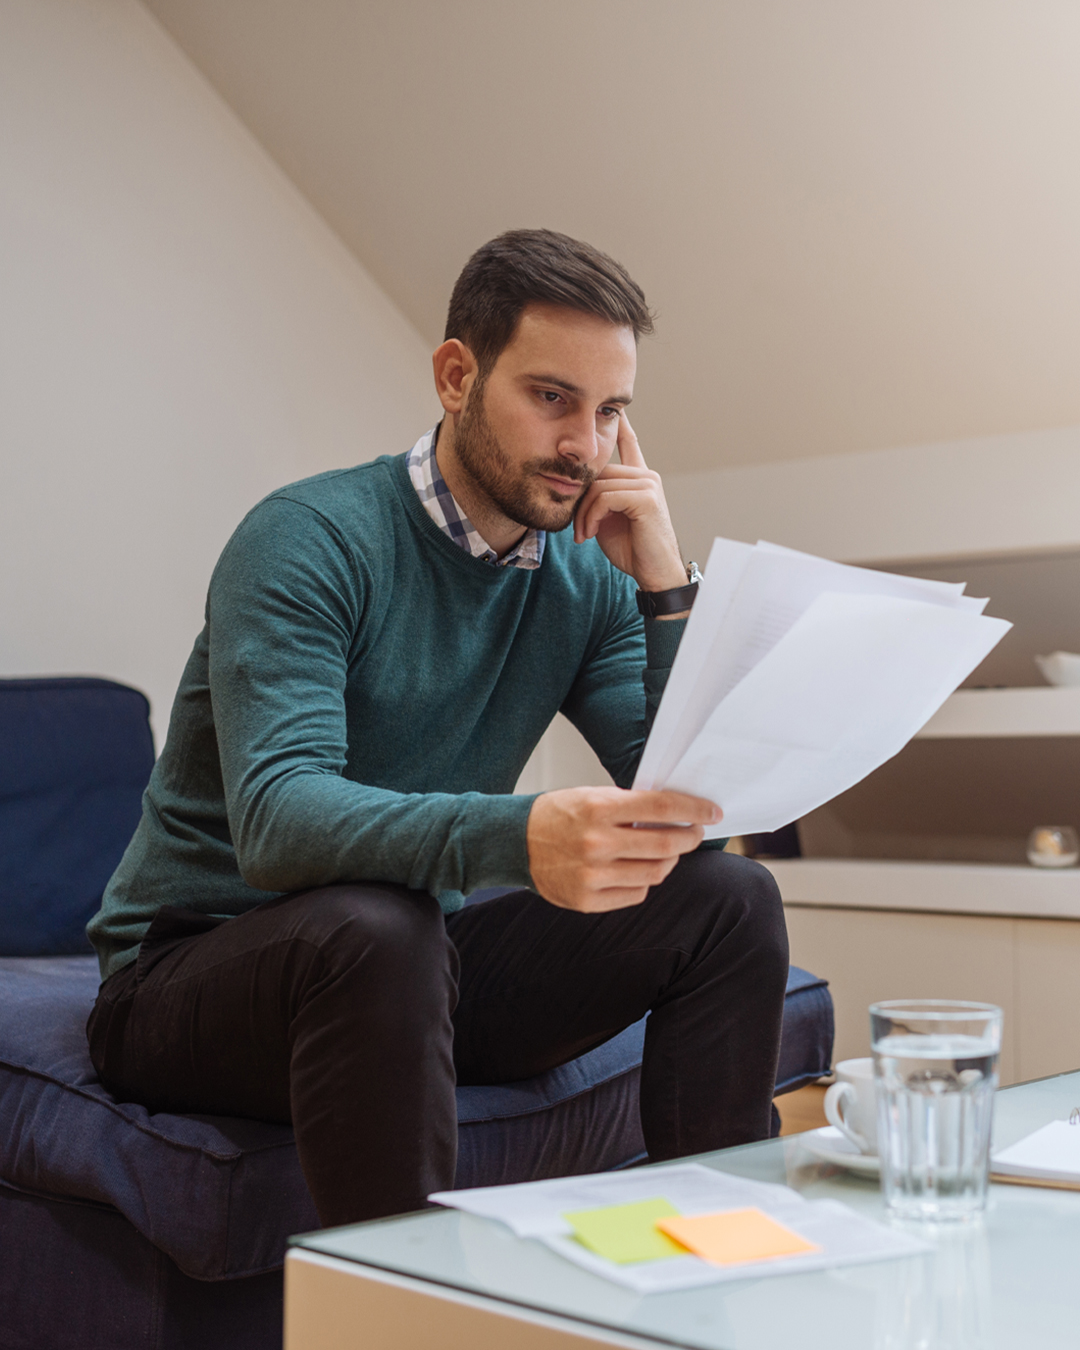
[524, 373, 633, 405]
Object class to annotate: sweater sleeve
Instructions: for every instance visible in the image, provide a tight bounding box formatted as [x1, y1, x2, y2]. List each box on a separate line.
[561, 575, 728, 849]
[207, 498, 535, 898]
[558, 568, 688, 790]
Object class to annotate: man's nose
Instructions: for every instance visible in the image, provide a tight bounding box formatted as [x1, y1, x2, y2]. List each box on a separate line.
[557, 412, 601, 465]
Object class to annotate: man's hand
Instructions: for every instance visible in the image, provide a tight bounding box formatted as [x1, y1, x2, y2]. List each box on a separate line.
[526, 786, 722, 912]
[574, 413, 687, 596]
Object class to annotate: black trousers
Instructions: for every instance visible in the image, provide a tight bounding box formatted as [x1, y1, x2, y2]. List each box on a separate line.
[87, 850, 788, 1228]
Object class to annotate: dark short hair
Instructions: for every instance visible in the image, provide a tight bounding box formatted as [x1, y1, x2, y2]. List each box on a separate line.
[444, 229, 654, 374]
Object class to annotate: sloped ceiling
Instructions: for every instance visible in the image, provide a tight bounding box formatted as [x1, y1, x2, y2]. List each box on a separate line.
[142, 0, 1080, 473]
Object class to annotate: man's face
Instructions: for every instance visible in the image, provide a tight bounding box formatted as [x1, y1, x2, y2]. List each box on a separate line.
[453, 304, 637, 533]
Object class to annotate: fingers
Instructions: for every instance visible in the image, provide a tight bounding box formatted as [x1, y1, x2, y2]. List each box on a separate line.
[594, 462, 657, 480]
[575, 478, 660, 542]
[599, 856, 682, 888]
[611, 824, 705, 858]
[547, 866, 678, 913]
[525, 787, 721, 916]
[554, 887, 651, 913]
[574, 489, 620, 543]
[616, 411, 648, 469]
[605, 790, 722, 827]
[571, 854, 682, 911]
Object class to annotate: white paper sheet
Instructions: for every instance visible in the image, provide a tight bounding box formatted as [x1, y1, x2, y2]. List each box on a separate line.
[431, 1163, 928, 1294]
[634, 538, 1010, 836]
[993, 1121, 1080, 1181]
[634, 537, 755, 792]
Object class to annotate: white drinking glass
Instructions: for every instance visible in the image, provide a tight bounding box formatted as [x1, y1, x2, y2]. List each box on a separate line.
[870, 1000, 1002, 1222]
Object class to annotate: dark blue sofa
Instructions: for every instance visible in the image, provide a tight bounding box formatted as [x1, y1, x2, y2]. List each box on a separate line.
[0, 677, 833, 1350]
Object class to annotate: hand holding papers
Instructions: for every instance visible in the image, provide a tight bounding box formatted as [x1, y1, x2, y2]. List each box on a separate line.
[635, 539, 1011, 838]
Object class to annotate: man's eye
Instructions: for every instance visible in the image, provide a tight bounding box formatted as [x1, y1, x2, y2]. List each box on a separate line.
[599, 407, 620, 420]
[539, 390, 562, 404]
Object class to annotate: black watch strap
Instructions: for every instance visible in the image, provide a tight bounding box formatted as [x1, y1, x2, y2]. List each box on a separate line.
[636, 580, 699, 618]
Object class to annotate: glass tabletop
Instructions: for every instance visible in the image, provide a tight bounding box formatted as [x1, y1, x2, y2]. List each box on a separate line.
[292, 1070, 1080, 1350]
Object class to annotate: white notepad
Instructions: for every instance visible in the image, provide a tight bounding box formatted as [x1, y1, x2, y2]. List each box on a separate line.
[993, 1121, 1080, 1183]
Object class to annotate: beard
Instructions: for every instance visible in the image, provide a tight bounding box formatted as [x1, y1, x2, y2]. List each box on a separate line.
[453, 382, 597, 533]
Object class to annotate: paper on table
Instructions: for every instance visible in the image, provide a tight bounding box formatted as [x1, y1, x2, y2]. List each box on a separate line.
[564, 1198, 685, 1264]
[664, 591, 1011, 838]
[431, 1163, 929, 1295]
[541, 1200, 927, 1294]
[432, 1163, 798, 1240]
[992, 1121, 1080, 1182]
[655, 1208, 820, 1266]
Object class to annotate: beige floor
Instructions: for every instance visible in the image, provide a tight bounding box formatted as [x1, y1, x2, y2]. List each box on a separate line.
[775, 1083, 828, 1136]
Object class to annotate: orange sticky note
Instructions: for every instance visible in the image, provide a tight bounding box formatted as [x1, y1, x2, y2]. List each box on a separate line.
[655, 1208, 820, 1267]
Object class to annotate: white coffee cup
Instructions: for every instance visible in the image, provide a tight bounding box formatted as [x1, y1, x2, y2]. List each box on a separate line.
[824, 1057, 878, 1154]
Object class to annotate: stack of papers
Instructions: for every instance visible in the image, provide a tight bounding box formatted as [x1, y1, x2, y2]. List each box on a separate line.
[634, 539, 1012, 837]
[993, 1121, 1080, 1185]
[430, 1163, 927, 1293]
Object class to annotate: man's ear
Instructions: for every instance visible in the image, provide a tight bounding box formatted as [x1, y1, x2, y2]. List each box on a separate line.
[432, 339, 479, 415]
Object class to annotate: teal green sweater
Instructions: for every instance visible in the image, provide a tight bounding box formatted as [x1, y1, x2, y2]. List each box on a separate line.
[88, 452, 686, 980]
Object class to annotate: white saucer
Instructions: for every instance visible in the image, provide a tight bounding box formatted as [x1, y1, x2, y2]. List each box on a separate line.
[801, 1126, 880, 1176]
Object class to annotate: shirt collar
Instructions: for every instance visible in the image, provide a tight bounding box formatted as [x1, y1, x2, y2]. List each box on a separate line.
[405, 426, 545, 570]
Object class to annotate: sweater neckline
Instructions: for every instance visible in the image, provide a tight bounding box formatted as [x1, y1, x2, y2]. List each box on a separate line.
[387, 453, 536, 583]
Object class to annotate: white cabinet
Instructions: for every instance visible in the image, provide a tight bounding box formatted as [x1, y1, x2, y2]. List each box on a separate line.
[796, 547, 1080, 867]
[667, 434, 1080, 1086]
[775, 896, 1080, 1087]
[779, 903, 1022, 1083]
[919, 685, 1080, 738]
[760, 545, 1080, 1085]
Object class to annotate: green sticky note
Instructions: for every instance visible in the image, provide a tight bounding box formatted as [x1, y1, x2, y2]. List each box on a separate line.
[563, 1198, 686, 1264]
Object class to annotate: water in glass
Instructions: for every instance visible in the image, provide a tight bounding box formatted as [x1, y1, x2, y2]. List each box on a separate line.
[871, 1002, 1001, 1222]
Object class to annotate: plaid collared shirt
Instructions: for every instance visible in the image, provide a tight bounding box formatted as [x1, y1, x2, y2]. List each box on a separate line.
[406, 427, 545, 570]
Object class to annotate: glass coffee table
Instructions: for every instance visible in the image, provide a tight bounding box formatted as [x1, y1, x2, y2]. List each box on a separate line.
[286, 1071, 1080, 1349]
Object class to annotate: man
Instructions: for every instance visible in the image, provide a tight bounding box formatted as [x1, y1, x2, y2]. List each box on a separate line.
[87, 229, 787, 1227]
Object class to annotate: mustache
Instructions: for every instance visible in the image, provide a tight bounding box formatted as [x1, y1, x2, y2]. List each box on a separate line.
[530, 459, 597, 488]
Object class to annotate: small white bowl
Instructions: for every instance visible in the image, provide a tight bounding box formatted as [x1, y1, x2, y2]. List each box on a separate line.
[1034, 651, 1080, 687]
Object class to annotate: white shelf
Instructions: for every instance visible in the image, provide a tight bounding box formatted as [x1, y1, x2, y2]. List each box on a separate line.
[916, 686, 1080, 738]
[761, 857, 1080, 920]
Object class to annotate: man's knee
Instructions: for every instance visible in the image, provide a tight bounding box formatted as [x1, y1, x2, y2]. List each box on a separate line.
[281, 883, 454, 985]
[670, 849, 789, 967]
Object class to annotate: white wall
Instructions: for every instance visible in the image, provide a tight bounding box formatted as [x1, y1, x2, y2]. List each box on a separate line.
[665, 424, 1080, 566]
[143, 0, 1080, 476]
[0, 0, 438, 743]
[523, 423, 1080, 797]
[13, 1, 1073, 793]
[515, 714, 614, 796]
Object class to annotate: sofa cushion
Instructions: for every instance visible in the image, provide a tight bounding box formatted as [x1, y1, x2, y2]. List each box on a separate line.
[0, 678, 155, 955]
[0, 956, 831, 1281]
[0, 1176, 285, 1350]
[775, 964, 834, 1094]
[0, 957, 311, 1280]
[0, 957, 646, 1279]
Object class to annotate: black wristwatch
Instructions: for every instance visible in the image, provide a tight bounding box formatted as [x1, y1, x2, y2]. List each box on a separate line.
[635, 561, 703, 618]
